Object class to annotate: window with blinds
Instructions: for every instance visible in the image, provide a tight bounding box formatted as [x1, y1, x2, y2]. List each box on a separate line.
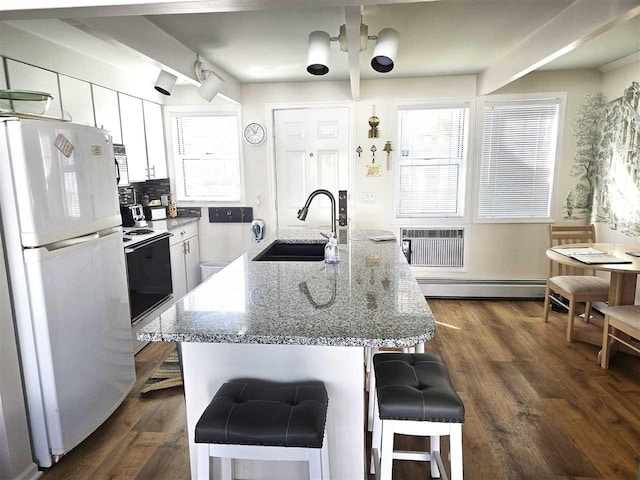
[396, 104, 469, 217]
[477, 98, 561, 220]
[171, 113, 241, 201]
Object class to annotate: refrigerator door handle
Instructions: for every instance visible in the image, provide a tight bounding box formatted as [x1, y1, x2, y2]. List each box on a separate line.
[23, 228, 123, 263]
[45, 233, 100, 251]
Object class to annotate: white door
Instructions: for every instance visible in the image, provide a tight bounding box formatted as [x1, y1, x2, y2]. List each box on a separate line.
[274, 107, 350, 230]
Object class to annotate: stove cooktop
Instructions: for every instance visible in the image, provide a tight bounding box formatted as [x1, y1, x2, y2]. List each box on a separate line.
[122, 227, 170, 249]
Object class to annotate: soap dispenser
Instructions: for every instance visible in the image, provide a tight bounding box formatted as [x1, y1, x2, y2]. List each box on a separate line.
[324, 233, 339, 264]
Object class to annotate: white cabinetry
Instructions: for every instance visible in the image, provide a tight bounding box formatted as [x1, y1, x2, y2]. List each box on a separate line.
[170, 222, 200, 301]
[0, 60, 6, 89]
[119, 93, 148, 182]
[59, 75, 94, 126]
[92, 85, 122, 144]
[5, 60, 62, 116]
[143, 100, 167, 179]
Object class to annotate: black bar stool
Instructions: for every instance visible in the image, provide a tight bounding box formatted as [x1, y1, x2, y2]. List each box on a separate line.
[195, 379, 329, 479]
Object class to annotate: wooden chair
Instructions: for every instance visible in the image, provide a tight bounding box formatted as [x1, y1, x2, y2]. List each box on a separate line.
[543, 224, 610, 342]
[601, 305, 640, 369]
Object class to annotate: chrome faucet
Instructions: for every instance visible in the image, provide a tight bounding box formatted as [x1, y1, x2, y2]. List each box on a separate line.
[297, 189, 337, 237]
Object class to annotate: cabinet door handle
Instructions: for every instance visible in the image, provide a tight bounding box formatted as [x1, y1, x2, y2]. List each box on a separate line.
[181, 230, 186, 235]
[186, 240, 190, 254]
[182, 242, 186, 255]
[150, 165, 156, 179]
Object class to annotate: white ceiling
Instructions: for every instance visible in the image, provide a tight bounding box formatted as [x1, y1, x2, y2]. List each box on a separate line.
[146, 1, 577, 83]
[4, 1, 639, 87]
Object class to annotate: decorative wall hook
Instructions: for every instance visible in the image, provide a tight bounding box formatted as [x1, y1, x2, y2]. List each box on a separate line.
[383, 141, 393, 170]
[356, 145, 363, 158]
[368, 116, 380, 138]
[370, 145, 377, 164]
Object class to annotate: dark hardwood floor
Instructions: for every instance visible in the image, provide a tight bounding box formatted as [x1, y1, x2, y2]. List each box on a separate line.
[41, 299, 640, 479]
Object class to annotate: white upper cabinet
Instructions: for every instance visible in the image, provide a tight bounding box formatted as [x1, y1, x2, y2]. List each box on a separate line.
[59, 75, 94, 127]
[6, 60, 62, 117]
[0, 60, 6, 89]
[143, 100, 167, 179]
[118, 93, 148, 183]
[92, 85, 122, 144]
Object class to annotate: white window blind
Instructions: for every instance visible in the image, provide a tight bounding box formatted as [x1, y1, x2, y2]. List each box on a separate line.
[172, 113, 241, 201]
[478, 99, 560, 219]
[396, 105, 469, 217]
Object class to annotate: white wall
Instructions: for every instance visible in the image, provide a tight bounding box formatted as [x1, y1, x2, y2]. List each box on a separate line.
[598, 58, 640, 245]
[599, 58, 640, 301]
[207, 71, 601, 283]
[0, 236, 39, 480]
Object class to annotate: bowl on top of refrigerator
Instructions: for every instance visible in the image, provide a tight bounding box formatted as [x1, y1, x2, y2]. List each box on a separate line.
[0, 90, 53, 116]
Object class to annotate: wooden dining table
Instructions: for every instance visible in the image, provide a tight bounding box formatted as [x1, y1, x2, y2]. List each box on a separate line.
[546, 242, 640, 362]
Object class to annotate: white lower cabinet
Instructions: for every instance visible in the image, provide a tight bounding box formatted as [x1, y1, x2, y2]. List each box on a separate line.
[170, 222, 200, 302]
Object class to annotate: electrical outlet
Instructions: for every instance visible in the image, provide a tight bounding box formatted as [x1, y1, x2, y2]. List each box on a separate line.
[359, 192, 376, 204]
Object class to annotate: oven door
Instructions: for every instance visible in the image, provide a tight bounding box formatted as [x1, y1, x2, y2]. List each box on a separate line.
[124, 233, 173, 323]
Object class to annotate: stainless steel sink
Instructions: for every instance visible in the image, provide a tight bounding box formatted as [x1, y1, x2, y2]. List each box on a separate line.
[252, 242, 325, 262]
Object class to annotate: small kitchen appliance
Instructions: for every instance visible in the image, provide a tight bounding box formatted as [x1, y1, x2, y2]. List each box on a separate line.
[113, 143, 129, 186]
[120, 204, 147, 227]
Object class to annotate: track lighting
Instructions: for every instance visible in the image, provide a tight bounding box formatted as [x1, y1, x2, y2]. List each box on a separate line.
[194, 60, 225, 102]
[306, 20, 399, 76]
[307, 31, 331, 75]
[154, 70, 177, 96]
[371, 28, 400, 73]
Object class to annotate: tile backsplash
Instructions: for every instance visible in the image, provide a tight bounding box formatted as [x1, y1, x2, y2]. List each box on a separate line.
[118, 178, 171, 205]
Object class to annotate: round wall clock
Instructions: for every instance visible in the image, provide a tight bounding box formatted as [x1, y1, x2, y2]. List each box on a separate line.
[243, 122, 266, 145]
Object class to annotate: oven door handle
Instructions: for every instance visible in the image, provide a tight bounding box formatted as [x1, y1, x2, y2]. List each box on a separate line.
[124, 232, 173, 253]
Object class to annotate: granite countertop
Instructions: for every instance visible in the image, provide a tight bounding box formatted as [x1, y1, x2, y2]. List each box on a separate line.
[147, 216, 200, 230]
[137, 229, 436, 347]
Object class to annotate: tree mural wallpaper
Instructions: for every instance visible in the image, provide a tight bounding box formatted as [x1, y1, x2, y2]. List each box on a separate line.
[566, 82, 640, 237]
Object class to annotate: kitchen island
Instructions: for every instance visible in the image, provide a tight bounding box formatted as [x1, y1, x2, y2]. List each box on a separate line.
[138, 229, 436, 479]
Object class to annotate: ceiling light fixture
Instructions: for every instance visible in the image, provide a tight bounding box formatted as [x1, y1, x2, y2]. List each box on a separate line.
[154, 70, 177, 96]
[306, 19, 399, 76]
[194, 60, 225, 102]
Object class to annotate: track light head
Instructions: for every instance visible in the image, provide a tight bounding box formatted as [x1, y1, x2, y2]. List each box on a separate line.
[307, 31, 330, 76]
[194, 60, 225, 102]
[371, 28, 400, 73]
[154, 70, 177, 96]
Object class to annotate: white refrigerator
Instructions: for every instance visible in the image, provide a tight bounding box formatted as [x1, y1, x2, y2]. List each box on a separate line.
[0, 117, 135, 467]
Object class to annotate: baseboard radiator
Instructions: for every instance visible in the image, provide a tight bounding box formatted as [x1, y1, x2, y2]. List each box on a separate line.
[400, 228, 464, 267]
[417, 278, 546, 299]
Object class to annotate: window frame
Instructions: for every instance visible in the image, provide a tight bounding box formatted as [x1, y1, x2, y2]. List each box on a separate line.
[472, 92, 566, 224]
[165, 104, 245, 205]
[393, 97, 475, 223]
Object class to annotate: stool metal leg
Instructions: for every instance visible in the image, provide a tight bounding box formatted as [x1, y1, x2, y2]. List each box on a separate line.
[450, 424, 463, 480]
[196, 444, 210, 480]
[430, 435, 441, 478]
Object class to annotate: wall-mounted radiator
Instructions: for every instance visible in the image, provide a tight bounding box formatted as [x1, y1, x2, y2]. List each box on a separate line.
[400, 228, 464, 267]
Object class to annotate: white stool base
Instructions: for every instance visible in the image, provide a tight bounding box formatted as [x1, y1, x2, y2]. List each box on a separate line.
[196, 431, 330, 480]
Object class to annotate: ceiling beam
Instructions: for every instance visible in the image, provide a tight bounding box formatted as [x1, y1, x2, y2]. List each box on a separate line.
[477, 0, 640, 95]
[344, 6, 361, 101]
[68, 16, 242, 101]
[0, 0, 566, 20]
